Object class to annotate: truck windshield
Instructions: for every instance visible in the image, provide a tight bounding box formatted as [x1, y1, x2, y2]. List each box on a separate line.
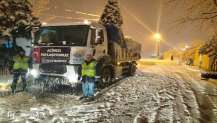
[34, 25, 89, 46]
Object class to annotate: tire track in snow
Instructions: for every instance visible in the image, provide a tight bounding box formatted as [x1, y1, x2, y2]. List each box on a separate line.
[177, 71, 217, 123]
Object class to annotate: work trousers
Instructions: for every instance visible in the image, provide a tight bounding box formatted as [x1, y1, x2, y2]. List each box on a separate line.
[11, 70, 27, 91]
[82, 77, 95, 97]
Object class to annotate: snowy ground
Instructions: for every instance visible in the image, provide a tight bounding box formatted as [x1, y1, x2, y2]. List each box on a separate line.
[0, 61, 217, 123]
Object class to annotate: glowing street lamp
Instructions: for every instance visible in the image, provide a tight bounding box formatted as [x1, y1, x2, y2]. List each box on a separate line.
[153, 33, 161, 57]
[184, 44, 190, 49]
[83, 19, 90, 24]
[181, 44, 190, 51]
[154, 33, 161, 41]
[42, 22, 47, 26]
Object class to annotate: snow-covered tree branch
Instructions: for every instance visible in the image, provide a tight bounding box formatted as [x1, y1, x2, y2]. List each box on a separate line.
[0, 0, 40, 38]
[168, 0, 217, 25]
[100, 0, 123, 28]
[200, 35, 217, 71]
[99, 0, 126, 47]
[168, 0, 217, 71]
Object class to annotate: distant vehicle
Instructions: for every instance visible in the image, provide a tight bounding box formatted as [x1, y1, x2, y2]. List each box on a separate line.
[29, 21, 141, 86]
[201, 72, 217, 80]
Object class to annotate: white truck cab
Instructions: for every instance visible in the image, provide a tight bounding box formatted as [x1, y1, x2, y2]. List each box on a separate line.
[31, 21, 107, 83]
[30, 21, 140, 86]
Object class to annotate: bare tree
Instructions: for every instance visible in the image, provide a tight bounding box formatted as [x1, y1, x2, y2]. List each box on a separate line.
[200, 35, 217, 71]
[169, 0, 217, 71]
[168, 0, 217, 26]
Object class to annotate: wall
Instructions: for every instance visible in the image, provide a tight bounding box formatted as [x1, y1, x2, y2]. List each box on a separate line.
[193, 47, 210, 71]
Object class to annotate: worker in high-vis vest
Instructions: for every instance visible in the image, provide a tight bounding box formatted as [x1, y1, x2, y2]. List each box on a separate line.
[11, 50, 31, 94]
[80, 51, 96, 100]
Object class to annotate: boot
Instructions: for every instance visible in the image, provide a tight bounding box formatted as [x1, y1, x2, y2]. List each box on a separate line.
[11, 88, 16, 95]
[11, 84, 16, 94]
[22, 83, 27, 92]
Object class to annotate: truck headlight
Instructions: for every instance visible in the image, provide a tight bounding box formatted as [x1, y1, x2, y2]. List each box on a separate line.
[30, 69, 39, 78]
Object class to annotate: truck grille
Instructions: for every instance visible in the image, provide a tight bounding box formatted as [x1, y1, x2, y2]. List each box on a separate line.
[39, 63, 67, 74]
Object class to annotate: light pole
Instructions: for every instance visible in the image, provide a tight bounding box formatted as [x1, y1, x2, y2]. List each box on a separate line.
[153, 33, 161, 57]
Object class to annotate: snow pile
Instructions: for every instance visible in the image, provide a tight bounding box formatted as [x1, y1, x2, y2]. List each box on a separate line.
[0, 71, 201, 122]
[97, 72, 200, 122]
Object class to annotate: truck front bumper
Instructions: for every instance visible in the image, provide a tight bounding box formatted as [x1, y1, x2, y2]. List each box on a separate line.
[30, 64, 81, 83]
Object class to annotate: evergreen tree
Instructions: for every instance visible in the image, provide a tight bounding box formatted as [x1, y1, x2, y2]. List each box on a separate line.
[0, 0, 40, 38]
[100, 0, 123, 28]
[100, 0, 126, 47]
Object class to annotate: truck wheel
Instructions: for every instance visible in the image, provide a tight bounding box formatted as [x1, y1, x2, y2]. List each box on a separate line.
[101, 67, 112, 87]
[129, 63, 136, 76]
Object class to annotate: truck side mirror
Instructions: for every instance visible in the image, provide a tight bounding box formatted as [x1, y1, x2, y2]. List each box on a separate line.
[93, 49, 96, 56]
[95, 30, 104, 44]
[91, 28, 104, 45]
[31, 27, 39, 44]
[95, 36, 102, 44]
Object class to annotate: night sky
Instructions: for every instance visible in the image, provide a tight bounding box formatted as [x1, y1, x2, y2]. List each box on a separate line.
[33, 0, 211, 57]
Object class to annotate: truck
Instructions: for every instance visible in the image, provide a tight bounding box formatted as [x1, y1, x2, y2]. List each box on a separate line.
[29, 21, 141, 88]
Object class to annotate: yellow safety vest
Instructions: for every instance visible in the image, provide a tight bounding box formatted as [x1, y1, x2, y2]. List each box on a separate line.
[13, 56, 29, 70]
[81, 61, 96, 77]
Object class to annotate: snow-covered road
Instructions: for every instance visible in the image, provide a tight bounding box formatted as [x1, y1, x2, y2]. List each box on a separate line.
[0, 63, 216, 123]
[137, 64, 217, 123]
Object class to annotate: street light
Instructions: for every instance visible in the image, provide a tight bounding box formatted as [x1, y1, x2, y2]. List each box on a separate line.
[184, 44, 190, 49]
[154, 33, 161, 41]
[181, 44, 190, 51]
[153, 33, 161, 57]
[83, 19, 91, 24]
[42, 22, 47, 26]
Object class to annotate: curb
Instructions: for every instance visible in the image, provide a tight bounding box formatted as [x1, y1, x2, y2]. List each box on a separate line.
[94, 78, 124, 99]
[184, 66, 201, 72]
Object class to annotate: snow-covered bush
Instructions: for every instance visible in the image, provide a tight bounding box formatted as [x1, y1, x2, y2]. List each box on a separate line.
[200, 35, 217, 71]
